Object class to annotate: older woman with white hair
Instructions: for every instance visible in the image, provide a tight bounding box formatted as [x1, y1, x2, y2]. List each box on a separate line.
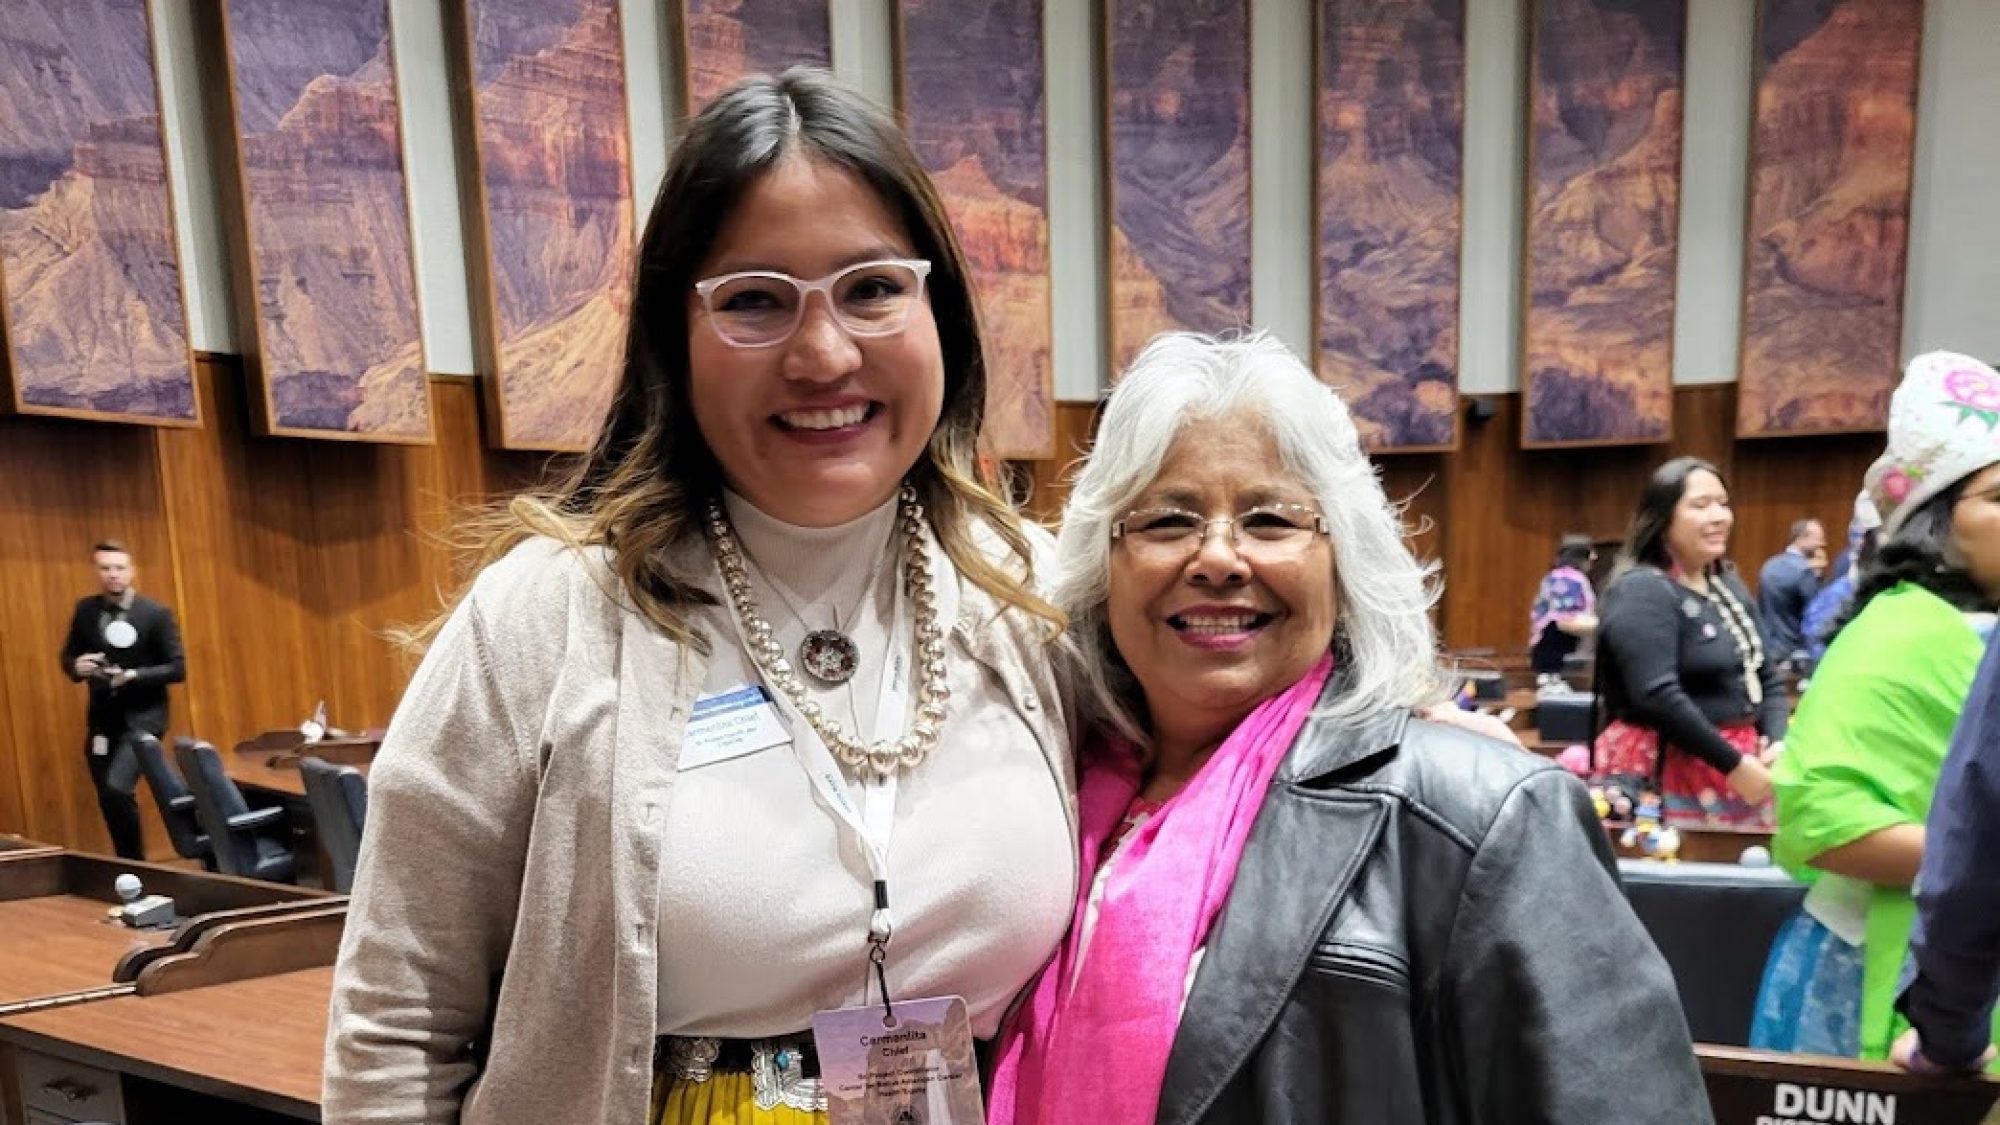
[989, 333, 1707, 1125]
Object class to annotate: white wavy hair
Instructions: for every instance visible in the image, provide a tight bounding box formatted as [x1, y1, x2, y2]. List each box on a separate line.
[1052, 331, 1445, 744]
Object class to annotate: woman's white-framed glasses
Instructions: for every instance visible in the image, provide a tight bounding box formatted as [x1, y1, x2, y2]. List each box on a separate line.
[693, 258, 933, 348]
[1111, 503, 1330, 561]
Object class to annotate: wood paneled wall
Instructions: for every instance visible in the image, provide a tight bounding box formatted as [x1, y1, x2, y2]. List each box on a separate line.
[0, 357, 548, 854]
[3, 370, 1877, 852]
[1023, 384, 1881, 657]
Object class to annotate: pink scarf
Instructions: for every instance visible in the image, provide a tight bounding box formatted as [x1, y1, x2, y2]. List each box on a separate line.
[988, 655, 1335, 1125]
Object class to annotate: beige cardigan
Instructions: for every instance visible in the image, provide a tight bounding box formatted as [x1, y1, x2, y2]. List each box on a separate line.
[323, 532, 1077, 1124]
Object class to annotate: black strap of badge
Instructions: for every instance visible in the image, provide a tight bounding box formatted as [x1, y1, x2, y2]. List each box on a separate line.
[862, 878, 897, 1026]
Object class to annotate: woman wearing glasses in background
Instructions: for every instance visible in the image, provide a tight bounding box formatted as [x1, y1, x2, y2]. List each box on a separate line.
[324, 70, 1076, 1124]
[988, 333, 1707, 1124]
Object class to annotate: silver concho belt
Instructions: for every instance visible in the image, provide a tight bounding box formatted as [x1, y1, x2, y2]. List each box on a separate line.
[659, 1034, 826, 1113]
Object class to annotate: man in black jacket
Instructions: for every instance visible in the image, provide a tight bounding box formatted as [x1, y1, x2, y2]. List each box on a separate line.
[58, 541, 186, 858]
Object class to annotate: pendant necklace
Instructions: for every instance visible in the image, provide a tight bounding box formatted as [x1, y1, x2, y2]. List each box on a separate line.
[706, 486, 952, 777]
[721, 507, 895, 687]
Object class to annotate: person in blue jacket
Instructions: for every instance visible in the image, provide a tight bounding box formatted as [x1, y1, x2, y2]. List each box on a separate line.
[1893, 627, 2000, 1073]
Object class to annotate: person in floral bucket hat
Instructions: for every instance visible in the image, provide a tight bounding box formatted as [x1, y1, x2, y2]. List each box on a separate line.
[1869, 354, 2000, 538]
[1751, 351, 2000, 1064]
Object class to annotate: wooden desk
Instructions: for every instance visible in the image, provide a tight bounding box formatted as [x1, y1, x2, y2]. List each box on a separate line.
[0, 852, 326, 1016]
[0, 897, 164, 1008]
[1699, 1044, 2000, 1124]
[226, 744, 375, 803]
[0, 836, 58, 860]
[0, 901, 344, 1122]
[0, 966, 330, 1122]
[225, 744, 374, 796]
[1612, 824, 1774, 865]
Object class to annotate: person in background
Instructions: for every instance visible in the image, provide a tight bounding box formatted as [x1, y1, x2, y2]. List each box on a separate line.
[1593, 458, 1788, 828]
[1759, 517, 1829, 671]
[1529, 533, 1599, 681]
[58, 540, 185, 860]
[324, 71, 1078, 1124]
[990, 333, 1706, 1125]
[1801, 491, 1881, 669]
[1750, 351, 2000, 1064]
[1892, 629, 2000, 1074]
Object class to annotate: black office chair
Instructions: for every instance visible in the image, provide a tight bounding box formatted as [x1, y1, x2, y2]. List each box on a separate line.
[1536, 691, 1596, 744]
[300, 756, 367, 893]
[173, 738, 296, 884]
[1618, 859, 1807, 1045]
[130, 734, 214, 870]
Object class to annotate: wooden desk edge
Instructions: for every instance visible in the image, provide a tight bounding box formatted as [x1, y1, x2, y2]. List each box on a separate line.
[0, 1018, 318, 1121]
[1697, 1043, 2000, 1093]
[0, 983, 138, 1020]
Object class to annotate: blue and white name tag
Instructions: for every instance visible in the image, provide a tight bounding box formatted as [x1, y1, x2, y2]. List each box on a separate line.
[680, 684, 791, 769]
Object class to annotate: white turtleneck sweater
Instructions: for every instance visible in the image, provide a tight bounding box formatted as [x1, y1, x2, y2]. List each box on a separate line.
[654, 492, 1074, 1039]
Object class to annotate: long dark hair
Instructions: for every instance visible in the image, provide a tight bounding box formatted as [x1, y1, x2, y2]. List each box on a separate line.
[1830, 479, 1992, 640]
[426, 69, 1059, 649]
[1554, 534, 1595, 571]
[1614, 456, 1729, 580]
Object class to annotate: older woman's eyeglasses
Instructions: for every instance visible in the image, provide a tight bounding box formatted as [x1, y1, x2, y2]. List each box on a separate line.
[692, 258, 933, 348]
[1111, 504, 1329, 561]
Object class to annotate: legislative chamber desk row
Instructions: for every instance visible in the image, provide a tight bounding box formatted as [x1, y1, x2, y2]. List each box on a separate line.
[0, 841, 336, 1123]
[0, 838, 1996, 1123]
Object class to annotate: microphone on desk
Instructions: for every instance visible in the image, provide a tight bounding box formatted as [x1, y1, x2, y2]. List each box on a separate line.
[109, 873, 178, 930]
[300, 699, 328, 743]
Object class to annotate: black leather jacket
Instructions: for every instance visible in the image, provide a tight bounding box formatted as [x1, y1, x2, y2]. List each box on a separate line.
[1156, 706, 1712, 1124]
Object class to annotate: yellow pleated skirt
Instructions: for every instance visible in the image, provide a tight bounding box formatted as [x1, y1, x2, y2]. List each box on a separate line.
[650, 1071, 828, 1125]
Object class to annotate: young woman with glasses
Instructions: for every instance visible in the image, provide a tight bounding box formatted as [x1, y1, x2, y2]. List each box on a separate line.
[323, 70, 1077, 1125]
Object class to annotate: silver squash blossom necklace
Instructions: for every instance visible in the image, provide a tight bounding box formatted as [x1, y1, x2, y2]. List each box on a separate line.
[704, 484, 952, 777]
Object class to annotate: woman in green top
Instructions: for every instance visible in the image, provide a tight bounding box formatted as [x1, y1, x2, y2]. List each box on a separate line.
[1751, 351, 2000, 1062]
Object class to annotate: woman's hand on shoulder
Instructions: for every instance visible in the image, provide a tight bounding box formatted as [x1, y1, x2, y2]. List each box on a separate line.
[1419, 703, 1526, 749]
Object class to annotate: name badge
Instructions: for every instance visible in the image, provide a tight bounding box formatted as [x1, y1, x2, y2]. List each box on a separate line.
[812, 995, 985, 1125]
[91, 735, 110, 758]
[680, 684, 790, 769]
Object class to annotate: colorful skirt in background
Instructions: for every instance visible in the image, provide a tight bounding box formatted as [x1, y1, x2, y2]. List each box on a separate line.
[1592, 719, 1772, 829]
[1748, 910, 1865, 1056]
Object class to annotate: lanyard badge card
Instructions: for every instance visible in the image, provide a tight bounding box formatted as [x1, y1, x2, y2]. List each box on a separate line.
[796, 725, 986, 1122]
[812, 994, 984, 1125]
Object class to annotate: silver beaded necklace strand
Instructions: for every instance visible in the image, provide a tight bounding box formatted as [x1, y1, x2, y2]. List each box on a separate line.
[1698, 577, 1766, 707]
[705, 484, 952, 778]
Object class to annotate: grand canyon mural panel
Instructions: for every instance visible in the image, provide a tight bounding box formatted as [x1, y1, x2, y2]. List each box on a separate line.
[1317, 0, 1464, 452]
[1521, 0, 1683, 448]
[1737, 0, 1920, 437]
[1105, 0, 1253, 376]
[897, 0, 1054, 460]
[463, 0, 633, 451]
[220, 0, 430, 441]
[0, 0, 194, 423]
[683, 0, 832, 112]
